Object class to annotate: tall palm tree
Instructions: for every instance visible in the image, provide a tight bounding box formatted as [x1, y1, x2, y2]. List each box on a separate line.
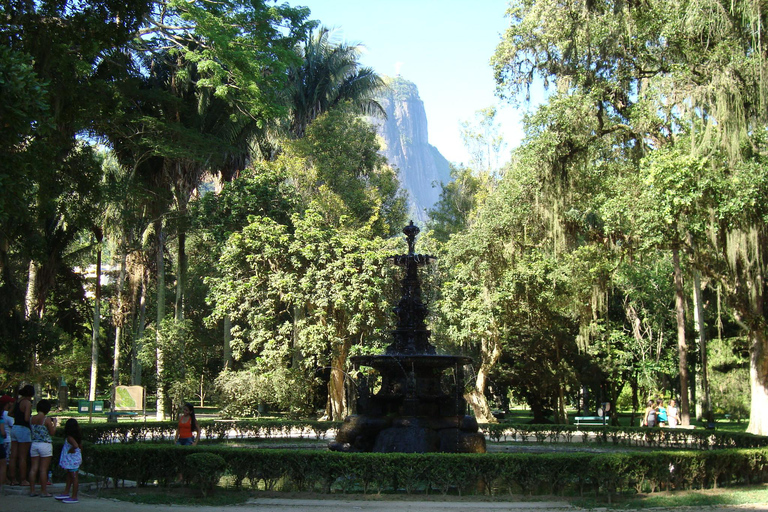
[288, 26, 386, 138]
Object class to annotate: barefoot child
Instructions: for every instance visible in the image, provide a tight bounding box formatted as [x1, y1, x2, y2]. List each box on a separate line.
[55, 418, 82, 503]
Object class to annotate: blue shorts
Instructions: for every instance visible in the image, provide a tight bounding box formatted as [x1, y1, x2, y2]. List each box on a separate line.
[176, 437, 194, 446]
[11, 425, 31, 443]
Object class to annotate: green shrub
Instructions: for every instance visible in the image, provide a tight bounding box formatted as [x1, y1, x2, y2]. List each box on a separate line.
[83, 444, 768, 498]
[185, 453, 227, 496]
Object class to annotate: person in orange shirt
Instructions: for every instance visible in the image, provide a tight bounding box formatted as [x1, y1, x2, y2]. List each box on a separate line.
[174, 403, 200, 446]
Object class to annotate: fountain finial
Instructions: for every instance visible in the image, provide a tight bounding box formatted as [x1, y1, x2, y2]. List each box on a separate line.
[403, 220, 420, 254]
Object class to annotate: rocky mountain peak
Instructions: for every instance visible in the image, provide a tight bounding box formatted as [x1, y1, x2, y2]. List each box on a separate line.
[372, 76, 451, 223]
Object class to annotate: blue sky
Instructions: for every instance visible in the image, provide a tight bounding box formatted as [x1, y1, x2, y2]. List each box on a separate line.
[290, 0, 529, 166]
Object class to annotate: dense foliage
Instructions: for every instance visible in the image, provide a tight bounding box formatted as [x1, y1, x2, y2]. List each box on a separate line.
[2, 0, 767, 437]
[84, 442, 768, 497]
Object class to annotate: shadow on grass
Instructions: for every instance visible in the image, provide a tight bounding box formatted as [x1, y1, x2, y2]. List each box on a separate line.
[95, 487, 253, 506]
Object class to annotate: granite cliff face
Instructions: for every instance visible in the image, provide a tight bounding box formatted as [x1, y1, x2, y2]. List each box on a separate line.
[373, 77, 451, 223]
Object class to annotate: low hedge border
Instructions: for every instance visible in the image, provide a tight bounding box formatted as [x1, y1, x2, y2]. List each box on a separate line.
[68, 419, 342, 444]
[482, 424, 768, 449]
[84, 444, 768, 498]
[70, 419, 768, 450]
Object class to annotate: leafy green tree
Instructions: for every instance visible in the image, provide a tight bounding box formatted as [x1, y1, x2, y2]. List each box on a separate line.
[492, 0, 768, 432]
[459, 107, 507, 173]
[100, 0, 311, 418]
[206, 208, 398, 419]
[427, 165, 494, 244]
[287, 26, 385, 138]
[0, 0, 152, 386]
[190, 162, 299, 369]
[285, 106, 408, 237]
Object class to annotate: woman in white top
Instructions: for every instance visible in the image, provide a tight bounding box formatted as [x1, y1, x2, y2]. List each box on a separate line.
[667, 399, 680, 428]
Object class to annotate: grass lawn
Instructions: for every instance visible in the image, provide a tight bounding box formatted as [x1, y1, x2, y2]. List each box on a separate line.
[573, 484, 768, 508]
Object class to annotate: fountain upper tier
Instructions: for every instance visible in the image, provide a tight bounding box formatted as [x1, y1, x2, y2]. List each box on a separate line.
[383, 221, 438, 355]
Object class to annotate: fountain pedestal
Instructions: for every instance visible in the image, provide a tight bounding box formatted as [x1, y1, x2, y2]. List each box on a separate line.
[329, 222, 486, 453]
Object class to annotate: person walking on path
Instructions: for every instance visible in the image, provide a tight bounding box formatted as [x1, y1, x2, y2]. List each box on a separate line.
[657, 399, 668, 427]
[667, 399, 680, 428]
[56, 418, 82, 503]
[174, 403, 200, 446]
[28, 399, 56, 497]
[10, 385, 34, 486]
[643, 400, 657, 427]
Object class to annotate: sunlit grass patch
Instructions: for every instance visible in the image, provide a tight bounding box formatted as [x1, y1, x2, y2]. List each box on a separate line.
[571, 484, 768, 509]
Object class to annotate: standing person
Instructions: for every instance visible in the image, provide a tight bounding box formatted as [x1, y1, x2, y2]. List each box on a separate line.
[174, 403, 200, 446]
[0, 394, 14, 485]
[657, 399, 668, 427]
[10, 385, 34, 486]
[55, 418, 82, 503]
[667, 399, 680, 428]
[643, 399, 657, 427]
[28, 399, 56, 497]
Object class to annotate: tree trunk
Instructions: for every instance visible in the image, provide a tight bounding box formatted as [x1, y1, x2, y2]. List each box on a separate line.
[631, 377, 639, 426]
[692, 265, 710, 420]
[25, 260, 40, 321]
[175, 229, 185, 322]
[672, 246, 690, 425]
[111, 253, 127, 413]
[131, 272, 147, 386]
[223, 315, 233, 369]
[328, 338, 351, 421]
[89, 239, 102, 403]
[558, 383, 568, 424]
[155, 219, 166, 420]
[464, 336, 500, 423]
[747, 328, 768, 435]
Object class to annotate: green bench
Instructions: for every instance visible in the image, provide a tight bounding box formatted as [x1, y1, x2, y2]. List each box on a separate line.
[574, 415, 607, 426]
[104, 411, 139, 422]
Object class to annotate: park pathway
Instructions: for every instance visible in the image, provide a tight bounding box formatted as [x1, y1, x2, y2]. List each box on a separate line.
[4, 492, 768, 512]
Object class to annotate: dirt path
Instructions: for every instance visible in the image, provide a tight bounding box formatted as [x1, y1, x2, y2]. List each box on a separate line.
[2, 494, 573, 512]
[4, 491, 768, 512]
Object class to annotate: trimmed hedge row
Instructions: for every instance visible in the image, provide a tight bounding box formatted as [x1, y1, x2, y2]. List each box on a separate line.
[70, 419, 342, 444]
[84, 444, 768, 497]
[73, 419, 768, 450]
[483, 424, 768, 449]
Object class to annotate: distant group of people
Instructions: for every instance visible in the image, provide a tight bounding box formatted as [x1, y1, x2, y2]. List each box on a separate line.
[0, 385, 82, 502]
[643, 397, 680, 428]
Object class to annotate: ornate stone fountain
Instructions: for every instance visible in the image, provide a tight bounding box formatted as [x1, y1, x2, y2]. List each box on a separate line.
[329, 221, 486, 453]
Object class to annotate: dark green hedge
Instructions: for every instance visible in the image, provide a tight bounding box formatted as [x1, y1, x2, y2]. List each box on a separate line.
[83, 444, 768, 497]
